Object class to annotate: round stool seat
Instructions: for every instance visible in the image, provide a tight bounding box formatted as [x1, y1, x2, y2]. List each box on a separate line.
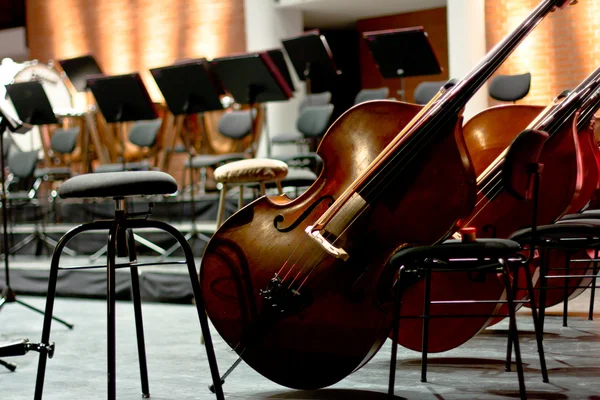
[58, 171, 178, 199]
[214, 158, 288, 184]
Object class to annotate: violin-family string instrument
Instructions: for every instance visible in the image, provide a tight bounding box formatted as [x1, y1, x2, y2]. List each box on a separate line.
[393, 61, 600, 352]
[534, 84, 600, 308]
[466, 67, 600, 312]
[200, 0, 573, 390]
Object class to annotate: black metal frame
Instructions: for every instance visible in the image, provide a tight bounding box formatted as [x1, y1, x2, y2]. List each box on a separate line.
[387, 255, 547, 400]
[33, 201, 224, 400]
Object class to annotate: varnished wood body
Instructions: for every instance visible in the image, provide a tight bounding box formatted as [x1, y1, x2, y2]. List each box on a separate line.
[200, 100, 476, 389]
[462, 104, 597, 311]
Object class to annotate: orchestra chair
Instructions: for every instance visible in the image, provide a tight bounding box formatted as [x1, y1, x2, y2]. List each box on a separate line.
[2, 149, 75, 257]
[271, 104, 335, 153]
[94, 119, 162, 173]
[413, 81, 448, 105]
[33, 171, 224, 400]
[33, 127, 80, 221]
[510, 210, 600, 331]
[489, 72, 531, 103]
[213, 158, 288, 227]
[299, 91, 332, 110]
[388, 129, 550, 400]
[183, 109, 257, 195]
[353, 87, 389, 105]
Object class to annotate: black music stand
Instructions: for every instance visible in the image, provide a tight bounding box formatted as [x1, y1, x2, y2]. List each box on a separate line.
[0, 99, 71, 372]
[4, 82, 78, 256]
[5, 81, 59, 126]
[363, 27, 442, 101]
[58, 55, 104, 93]
[150, 59, 225, 258]
[211, 51, 294, 156]
[87, 73, 158, 167]
[282, 30, 339, 94]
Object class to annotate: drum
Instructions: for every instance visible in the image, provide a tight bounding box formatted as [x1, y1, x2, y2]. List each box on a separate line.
[2, 60, 74, 151]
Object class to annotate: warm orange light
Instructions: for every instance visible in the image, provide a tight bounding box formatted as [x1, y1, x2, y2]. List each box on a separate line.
[486, 0, 600, 106]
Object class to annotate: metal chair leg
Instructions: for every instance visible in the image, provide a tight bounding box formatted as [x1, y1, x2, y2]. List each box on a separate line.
[127, 229, 150, 398]
[107, 224, 118, 400]
[502, 261, 526, 400]
[563, 252, 571, 327]
[421, 265, 432, 383]
[388, 267, 404, 397]
[506, 262, 518, 372]
[589, 249, 598, 321]
[523, 258, 549, 382]
[539, 248, 548, 336]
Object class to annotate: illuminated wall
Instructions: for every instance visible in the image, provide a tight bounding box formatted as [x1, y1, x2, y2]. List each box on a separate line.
[485, 0, 600, 106]
[26, 0, 246, 101]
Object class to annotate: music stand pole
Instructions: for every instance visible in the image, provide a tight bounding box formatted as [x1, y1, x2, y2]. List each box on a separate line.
[0, 111, 73, 327]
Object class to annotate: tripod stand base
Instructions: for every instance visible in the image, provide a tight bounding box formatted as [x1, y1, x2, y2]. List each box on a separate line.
[0, 358, 17, 371]
[0, 286, 74, 330]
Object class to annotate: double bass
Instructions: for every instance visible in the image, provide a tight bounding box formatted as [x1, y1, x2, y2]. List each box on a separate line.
[200, 0, 573, 389]
[393, 64, 600, 352]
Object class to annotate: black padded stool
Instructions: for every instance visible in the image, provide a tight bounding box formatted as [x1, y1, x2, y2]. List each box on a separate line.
[33, 171, 224, 400]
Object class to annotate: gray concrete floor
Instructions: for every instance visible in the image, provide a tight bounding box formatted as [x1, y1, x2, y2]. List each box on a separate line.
[1, 291, 599, 399]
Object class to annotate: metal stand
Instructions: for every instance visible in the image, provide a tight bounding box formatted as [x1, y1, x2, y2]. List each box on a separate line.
[33, 200, 224, 400]
[0, 119, 73, 324]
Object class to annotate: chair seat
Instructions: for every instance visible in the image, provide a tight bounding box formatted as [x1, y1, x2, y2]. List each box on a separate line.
[94, 161, 152, 173]
[58, 171, 178, 199]
[561, 209, 600, 220]
[389, 238, 521, 267]
[510, 219, 600, 242]
[214, 158, 288, 185]
[185, 153, 246, 169]
[34, 167, 72, 178]
[271, 133, 303, 144]
[277, 153, 322, 170]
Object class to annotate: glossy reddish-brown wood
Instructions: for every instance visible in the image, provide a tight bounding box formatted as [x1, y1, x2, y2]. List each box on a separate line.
[200, 100, 476, 389]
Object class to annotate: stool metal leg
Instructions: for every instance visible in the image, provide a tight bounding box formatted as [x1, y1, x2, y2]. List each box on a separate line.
[35, 222, 111, 400]
[107, 224, 118, 400]
[388, 267, 404, 397]
[523, 258, 548, 382]
[589, 249, 598, 321]
[421, 265, 432, 383]
[502, 262, 526, 400]
[127, 229, 150, 398]
[563, 253, 571, 327]
[216, 184, 228, 228]
[133, 220, 224, 400]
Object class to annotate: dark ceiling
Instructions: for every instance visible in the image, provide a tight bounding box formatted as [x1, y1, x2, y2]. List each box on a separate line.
[0, 0, 25, 31]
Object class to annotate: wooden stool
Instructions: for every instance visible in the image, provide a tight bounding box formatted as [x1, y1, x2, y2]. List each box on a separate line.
[33, 171, 224, 400]
[213, 158, 288, 226]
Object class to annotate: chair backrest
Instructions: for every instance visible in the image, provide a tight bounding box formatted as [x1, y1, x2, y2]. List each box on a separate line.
[413, 81, 447, 105]
[51, 127, 80, 154]
[296, 104, 335, 138]
[489, 73, 531, 102]
[299, 92, 332, 112]
[3, 133, 12, 159]
[354, 87, 389, 105]
[218, 109, 257, 140]
[8, 150, 39, 179]
[502, 129, 548, 200]
[128, 119, 162, 148]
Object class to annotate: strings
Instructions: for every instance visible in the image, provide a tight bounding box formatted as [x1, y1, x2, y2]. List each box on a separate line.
[273, 0, 560, 293]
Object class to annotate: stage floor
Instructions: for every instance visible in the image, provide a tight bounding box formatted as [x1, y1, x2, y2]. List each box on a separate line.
[1, 293, 599, 399]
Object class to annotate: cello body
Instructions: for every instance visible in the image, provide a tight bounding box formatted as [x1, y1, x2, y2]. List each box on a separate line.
[200, 100, 476, 389]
